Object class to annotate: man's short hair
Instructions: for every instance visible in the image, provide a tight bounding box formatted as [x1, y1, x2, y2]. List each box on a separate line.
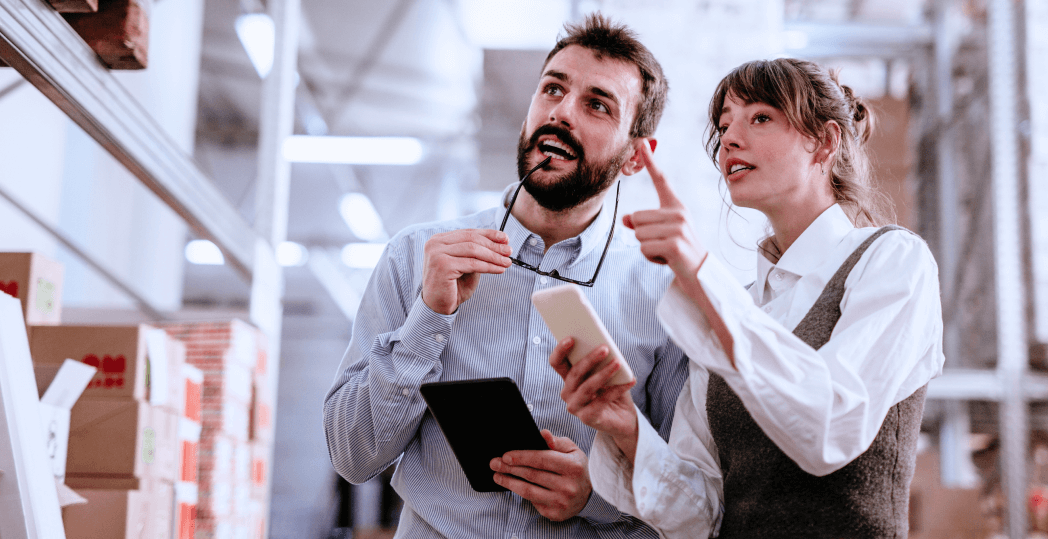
[543, 13, 668, 139]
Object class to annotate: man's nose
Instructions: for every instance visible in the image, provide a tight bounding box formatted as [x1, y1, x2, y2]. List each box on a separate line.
[548, 94, 578, 128]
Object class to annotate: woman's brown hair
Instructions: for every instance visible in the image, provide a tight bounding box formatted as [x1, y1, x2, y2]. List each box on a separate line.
[705, 58, 895, 227]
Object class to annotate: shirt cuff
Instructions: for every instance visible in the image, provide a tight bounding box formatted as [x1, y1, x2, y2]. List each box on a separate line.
[631, 410, 669, 517]
[395, 295, 456, 360]
[589, 431, 639, 519]
[577, 488, 624, 524]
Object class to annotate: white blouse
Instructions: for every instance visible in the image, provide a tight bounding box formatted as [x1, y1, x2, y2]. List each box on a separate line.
[589, 204, 945, 538]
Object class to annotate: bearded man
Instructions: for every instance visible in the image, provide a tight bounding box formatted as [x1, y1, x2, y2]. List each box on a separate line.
[324, 14, 688, 538]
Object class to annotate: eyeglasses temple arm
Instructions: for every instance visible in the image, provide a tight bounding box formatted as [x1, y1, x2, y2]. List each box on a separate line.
[499, 156, 552, 231]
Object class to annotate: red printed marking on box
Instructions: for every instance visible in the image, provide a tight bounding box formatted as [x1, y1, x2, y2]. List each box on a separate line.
[0, 280, 18, 298]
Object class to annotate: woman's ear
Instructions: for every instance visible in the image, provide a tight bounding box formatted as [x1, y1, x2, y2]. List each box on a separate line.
[818, 121, 842, 167]
[621, 138, 656, 176]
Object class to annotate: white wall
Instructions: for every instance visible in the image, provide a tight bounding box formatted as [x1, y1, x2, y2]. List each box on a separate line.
[55, 0, 206, 312]
[0, 70, 66, 257]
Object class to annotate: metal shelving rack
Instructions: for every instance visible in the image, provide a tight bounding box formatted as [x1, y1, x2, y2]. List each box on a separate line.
[0, 0, 299, 536]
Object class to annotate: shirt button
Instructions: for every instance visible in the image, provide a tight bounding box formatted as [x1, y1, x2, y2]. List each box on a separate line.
[540, 277, 549, 285]
[529, 238, 538, 246]
[511, 535, 519, 539]
[774, 272, 783, 281]
[401, 388, 410, 396]
[763, 305, 772, 313]
[638, 502, 646, 513]
[532, 336, 541, 345]
[527, 403, 534, 412]
[434, 334, 444, 343]
[640, 486, 647, 497]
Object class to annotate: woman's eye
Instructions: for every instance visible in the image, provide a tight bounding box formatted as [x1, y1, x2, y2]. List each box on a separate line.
[717, 125, 728, 135]
[753, 113, 771, 124]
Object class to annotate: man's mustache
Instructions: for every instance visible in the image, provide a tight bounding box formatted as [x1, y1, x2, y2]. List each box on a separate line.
[527, 125, 585, 162]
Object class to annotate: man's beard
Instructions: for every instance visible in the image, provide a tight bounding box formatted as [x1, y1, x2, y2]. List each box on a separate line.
[516, 125, 630, 212]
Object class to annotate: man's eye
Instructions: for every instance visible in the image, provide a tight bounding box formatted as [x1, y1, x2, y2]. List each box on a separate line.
[544, 84, 563, 96]
[590, 100, 609, 113]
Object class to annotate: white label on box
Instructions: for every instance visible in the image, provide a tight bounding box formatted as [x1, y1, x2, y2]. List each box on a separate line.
[38, 360, 94, 482]
[146, 329, 170, 406]
[41, 359, 95, 409]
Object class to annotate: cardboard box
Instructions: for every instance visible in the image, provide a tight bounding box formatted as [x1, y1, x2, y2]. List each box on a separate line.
[250, 442, 269, 501]
[174, 482, 198, 539]
[63, 479, 175, 539]
[65, 399, 178, 489]
[184, 364, 203, 422]
[179, 417, 201, 483]
[0, 252, 63, 325]
[29, 324, 181, 403]
[249, 376, 273, 442]
[62, 0, 150, 69]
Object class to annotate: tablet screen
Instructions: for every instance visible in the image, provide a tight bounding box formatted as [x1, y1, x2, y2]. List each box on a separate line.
[420, 377, 548, 492]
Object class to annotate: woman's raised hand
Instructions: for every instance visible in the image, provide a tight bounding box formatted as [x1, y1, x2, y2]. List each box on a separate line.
[624, 140, 708, 280]
[550, 337, 640, 461]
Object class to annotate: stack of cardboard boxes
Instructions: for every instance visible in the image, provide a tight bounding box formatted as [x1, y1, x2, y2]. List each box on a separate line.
[29, 323, 200, 537]
[0, 252, 268, 539]
[161, 319, 273, 539]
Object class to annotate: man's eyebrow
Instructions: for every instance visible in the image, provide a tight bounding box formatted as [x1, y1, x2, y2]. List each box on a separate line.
[591, 86, 621, 109]
[543, 69, 569, 82]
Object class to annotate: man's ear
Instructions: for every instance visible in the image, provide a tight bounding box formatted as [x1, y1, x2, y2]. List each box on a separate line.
[620, 138, 656, 176]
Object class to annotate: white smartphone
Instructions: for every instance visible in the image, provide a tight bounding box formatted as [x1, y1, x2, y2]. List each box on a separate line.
[531, 284, 635, 386]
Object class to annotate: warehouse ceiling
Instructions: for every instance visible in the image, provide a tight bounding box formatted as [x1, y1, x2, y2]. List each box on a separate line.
[184, 0, 937, 315]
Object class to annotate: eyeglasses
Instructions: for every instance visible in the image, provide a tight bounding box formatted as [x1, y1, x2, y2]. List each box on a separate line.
[497, 156, 619, 287]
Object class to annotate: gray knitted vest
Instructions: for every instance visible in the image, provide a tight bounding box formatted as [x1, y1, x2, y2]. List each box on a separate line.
[707, 226, 927, 539]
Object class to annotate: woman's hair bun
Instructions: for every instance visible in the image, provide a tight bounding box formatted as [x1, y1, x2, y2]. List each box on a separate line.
[835, 77, 874, 144]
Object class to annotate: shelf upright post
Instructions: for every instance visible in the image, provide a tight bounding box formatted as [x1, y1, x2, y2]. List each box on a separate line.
[986, 0, 1029, 536]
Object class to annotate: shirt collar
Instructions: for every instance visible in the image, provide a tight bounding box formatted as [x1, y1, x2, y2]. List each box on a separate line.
[773, 203, 855, 278]
[499, 181, 618, 264]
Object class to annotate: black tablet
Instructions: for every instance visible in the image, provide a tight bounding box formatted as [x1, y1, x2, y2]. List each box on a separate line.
[419, 377, 548, 493]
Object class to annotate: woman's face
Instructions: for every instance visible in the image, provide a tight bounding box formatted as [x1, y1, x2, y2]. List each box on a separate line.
[715, 94, 830, 215]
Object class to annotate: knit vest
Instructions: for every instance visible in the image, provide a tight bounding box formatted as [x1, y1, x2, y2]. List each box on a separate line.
[707, 226, 927, 539]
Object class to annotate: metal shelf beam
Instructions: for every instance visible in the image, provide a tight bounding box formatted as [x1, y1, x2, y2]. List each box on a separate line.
[0, 0, 257, 279]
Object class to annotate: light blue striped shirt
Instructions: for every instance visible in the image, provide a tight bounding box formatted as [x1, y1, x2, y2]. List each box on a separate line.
[324, 198, 689, 539]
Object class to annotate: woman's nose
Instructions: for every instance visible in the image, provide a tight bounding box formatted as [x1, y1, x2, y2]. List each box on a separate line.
[720, 124, 742, 148]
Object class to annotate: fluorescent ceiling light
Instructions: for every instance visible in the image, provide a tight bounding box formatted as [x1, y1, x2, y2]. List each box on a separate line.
[235, 13, 275, 78]
[459, 0, 570, 49]
[341, 243, 387, 269]
[283, 136, 424, 165]
[185, 240, 225, 265]
[339, 193, 387, 241]
[277, 241, 309, 267]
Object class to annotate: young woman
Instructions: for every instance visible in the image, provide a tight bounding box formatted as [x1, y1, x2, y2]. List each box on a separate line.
[551, 58, 944, 538]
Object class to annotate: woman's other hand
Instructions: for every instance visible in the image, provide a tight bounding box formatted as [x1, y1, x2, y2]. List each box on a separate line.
[550, 337, 640, 461]
[624, 140, 708, 281]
